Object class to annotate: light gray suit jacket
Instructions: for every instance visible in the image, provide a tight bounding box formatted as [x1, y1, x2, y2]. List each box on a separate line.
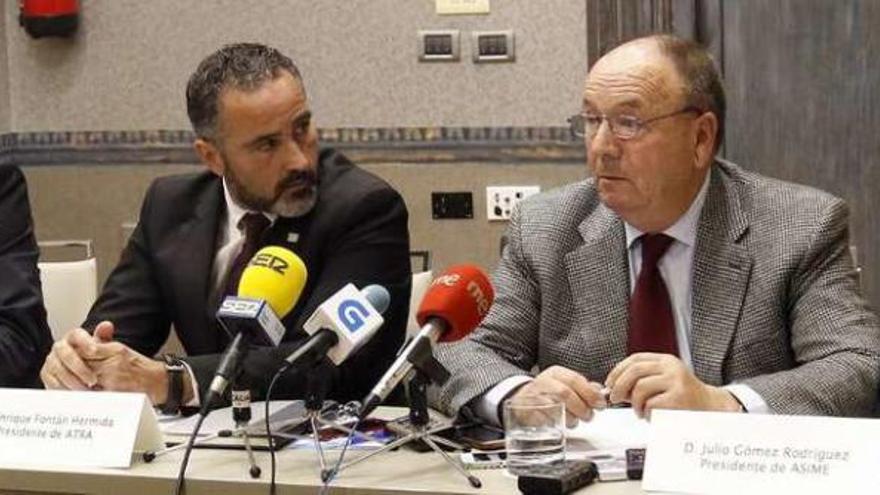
[431, 160, 880, 417]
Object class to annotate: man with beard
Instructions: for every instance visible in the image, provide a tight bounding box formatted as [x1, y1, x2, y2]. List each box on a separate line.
[39, 43, 411, 412]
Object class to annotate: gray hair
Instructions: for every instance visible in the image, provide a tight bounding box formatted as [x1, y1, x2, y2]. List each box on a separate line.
[647, 34, 726, 151]
[186, 43, 303, 140]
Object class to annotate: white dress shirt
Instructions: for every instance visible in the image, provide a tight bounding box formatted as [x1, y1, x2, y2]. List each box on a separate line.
[476, 173, 768, 424]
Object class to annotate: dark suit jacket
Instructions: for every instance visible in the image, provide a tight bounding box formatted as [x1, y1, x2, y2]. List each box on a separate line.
[85, 148, 411, 403]
[432, 160, 880, 417]
[0, 165, 52, 387]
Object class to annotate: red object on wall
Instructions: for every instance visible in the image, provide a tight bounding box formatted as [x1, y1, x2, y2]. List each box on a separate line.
[19, 0, 79, 38]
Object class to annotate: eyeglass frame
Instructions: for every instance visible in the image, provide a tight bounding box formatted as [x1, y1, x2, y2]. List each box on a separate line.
[567, 105, 703, 140]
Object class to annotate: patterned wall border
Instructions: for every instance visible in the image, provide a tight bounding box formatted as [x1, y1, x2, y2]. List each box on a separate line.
[0, 127, 585, 167]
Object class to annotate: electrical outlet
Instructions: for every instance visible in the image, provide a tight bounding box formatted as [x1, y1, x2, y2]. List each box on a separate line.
[486, 186, 540, 221]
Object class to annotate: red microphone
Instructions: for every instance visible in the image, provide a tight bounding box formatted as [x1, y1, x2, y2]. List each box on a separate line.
[359, 265, 494, 417]
[416, 264, 494, 343]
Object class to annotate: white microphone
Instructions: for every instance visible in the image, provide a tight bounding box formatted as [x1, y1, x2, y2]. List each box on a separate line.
[280, 284, 390, 373]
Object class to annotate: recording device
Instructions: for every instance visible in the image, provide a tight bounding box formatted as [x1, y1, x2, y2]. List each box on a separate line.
[517, 460, 599, 495]
[203, 246, 308, 414]
[279, 283, 390, 374]
[454, 423, 505, 451]
[626, 447, 646, 480]
[231, 389, 253, 426]
[358, 265, 494, 418]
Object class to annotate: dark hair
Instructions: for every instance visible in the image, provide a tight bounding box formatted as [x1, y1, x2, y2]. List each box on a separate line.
[186, 43, 302, 139]
[649, 34, 726, 151]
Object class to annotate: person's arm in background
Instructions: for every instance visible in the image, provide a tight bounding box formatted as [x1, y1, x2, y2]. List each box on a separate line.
[0, 165, 53, 388]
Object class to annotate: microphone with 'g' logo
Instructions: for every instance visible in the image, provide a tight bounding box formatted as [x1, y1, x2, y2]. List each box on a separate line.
[279, 284, 390, 373]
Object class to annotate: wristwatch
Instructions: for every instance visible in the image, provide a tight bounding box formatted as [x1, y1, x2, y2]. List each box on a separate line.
[161, 354, 185, 415]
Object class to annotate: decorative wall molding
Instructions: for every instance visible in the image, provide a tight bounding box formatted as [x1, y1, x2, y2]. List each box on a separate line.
[0, 127, 585, 166]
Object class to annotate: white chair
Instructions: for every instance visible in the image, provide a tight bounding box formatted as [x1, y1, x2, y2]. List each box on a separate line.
[38, 240, 98, 340]
[407, 270, 434, 338]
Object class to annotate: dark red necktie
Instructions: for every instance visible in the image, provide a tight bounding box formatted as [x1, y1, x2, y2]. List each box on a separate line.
[627, 233, 679, 356]
[224, 212, 270, 297]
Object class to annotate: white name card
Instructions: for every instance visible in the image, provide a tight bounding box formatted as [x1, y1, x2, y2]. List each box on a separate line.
[0, 388, 164, 468]
[643, 410, 880, 494]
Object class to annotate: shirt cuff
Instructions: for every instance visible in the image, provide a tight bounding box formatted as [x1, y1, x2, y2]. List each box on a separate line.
[180, 361, 201, 408]
[474, 375, 533, 426]
[723, 383, 770, 414]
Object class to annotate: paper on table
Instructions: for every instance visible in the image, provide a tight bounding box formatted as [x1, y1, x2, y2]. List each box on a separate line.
[566, 407, 649, 459]
[285, 417, 395, 451]
[159, 400, 304, 437]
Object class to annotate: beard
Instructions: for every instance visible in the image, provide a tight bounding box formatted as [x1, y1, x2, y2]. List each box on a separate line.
[225, 163, 318, 218]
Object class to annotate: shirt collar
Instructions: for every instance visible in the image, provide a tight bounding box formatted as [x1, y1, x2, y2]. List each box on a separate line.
[624, 170, 711, 250]
[222, 178, 277, 231]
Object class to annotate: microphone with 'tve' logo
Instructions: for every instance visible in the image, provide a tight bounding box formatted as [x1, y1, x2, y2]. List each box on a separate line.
[358, 264, 494, 419]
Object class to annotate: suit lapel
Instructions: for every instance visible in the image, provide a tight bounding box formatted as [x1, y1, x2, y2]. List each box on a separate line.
[169, 179, 224, 352]
[565, 201, 630, 375]
[689, 165, 752, 385]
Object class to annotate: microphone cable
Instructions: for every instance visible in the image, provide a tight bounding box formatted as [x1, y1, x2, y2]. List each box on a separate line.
[173, 411, 209, 495]
[263, 364, 364, 495]
[264, 367, 285, 495]
[318, 411, 361, 494]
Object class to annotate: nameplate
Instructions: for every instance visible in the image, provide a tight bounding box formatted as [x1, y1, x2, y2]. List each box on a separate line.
[0, 389, 163, 468]
[643, 410, 880, 494]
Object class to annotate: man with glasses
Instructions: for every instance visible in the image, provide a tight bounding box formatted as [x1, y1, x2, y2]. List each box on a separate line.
[432, 34, 880, 423]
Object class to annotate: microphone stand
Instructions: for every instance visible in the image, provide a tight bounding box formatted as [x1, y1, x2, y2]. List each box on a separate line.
[144, 366, 262, 480]
[298, 368, 378, 482]
[333, 339, 482, 488]
[231, 381, 262, 478]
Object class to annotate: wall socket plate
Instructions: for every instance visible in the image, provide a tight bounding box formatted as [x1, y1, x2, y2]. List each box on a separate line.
[472, 30, 515, 63]
[486, 185, 540, 221]
[418, 29, 460, 62]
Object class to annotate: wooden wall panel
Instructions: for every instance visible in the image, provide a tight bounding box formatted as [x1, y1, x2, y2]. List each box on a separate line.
[720, 0, 880, 307]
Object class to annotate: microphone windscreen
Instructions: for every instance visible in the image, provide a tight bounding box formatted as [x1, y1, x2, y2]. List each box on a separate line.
[416, 264, 494, 342]
[238, 246, 307, 318]
[362, 284, 391, 315]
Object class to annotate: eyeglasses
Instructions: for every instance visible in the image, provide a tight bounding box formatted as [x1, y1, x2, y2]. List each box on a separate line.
[567, 106, 701, 140]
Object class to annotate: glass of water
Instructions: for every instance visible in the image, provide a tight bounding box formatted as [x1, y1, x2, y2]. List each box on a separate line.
[502, 393, 566, 475]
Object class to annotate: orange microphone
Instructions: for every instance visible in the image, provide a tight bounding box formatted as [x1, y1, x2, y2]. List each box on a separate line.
[359, 264, 494, 418]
